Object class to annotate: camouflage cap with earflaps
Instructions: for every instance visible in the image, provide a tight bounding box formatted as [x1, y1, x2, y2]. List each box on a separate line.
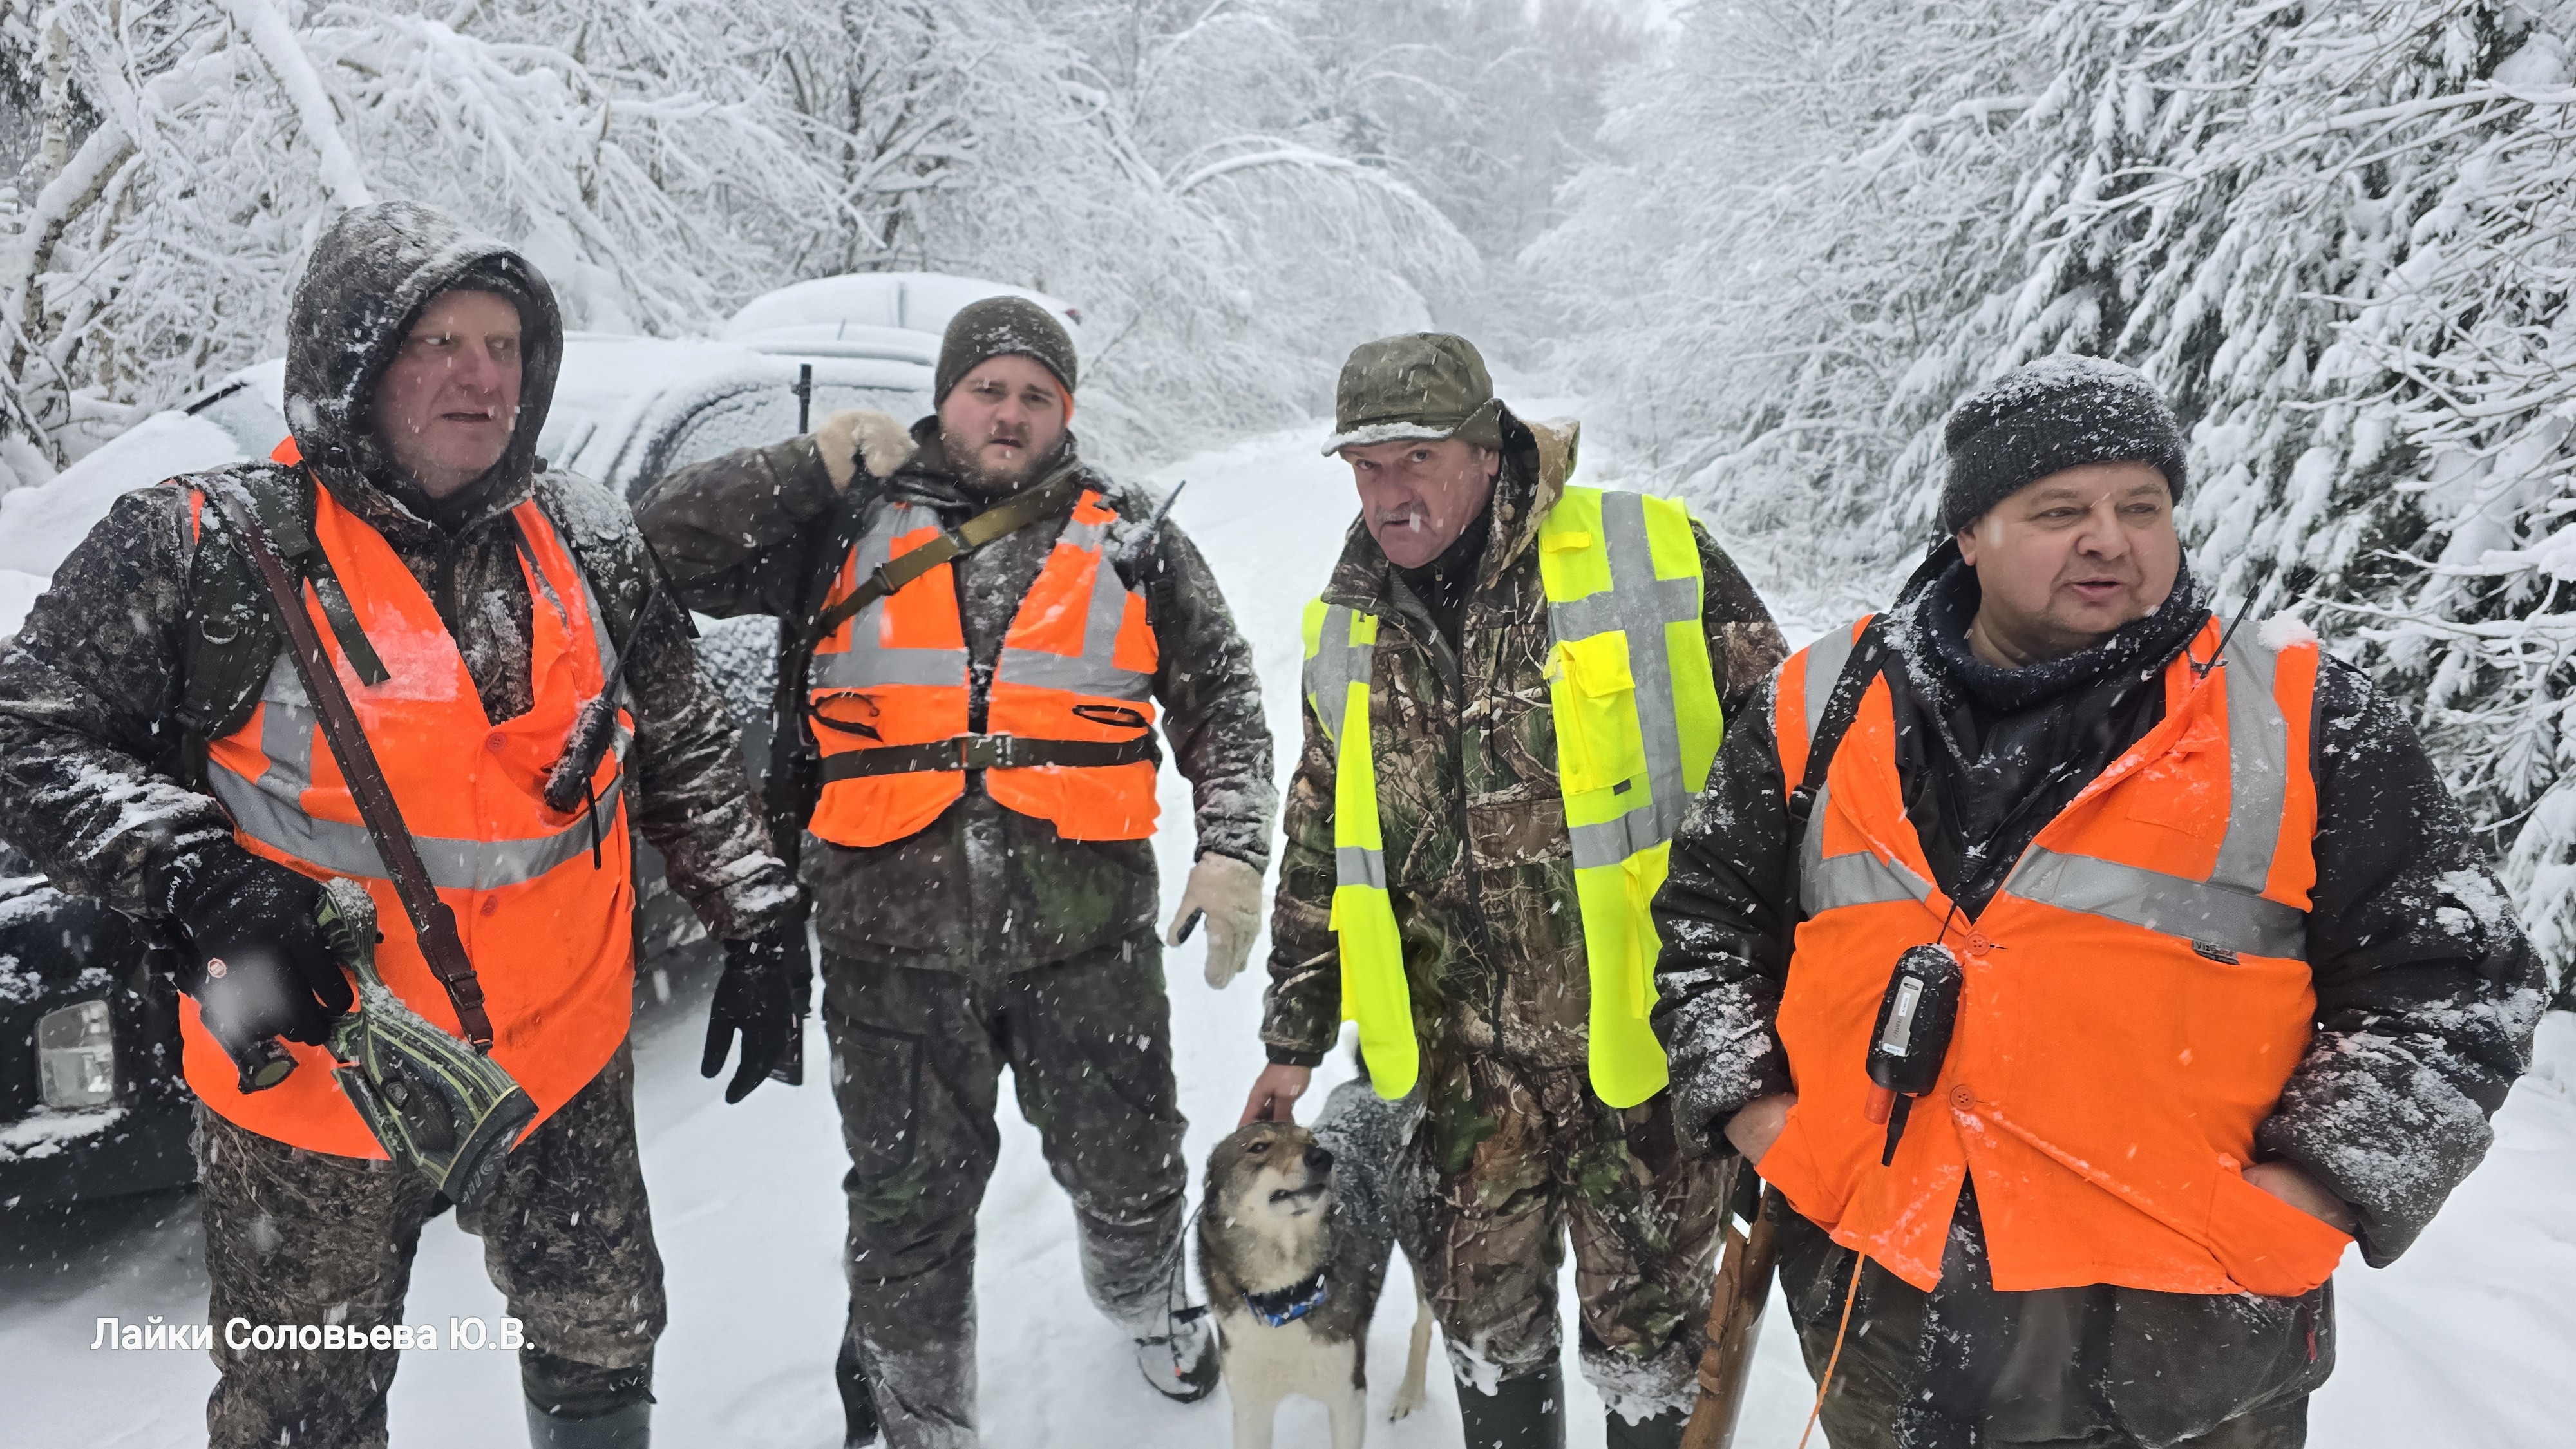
[1321, 332, 1506, 455]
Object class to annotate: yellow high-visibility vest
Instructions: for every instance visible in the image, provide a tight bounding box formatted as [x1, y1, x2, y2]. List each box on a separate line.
[1302, 486, 1722, 1107]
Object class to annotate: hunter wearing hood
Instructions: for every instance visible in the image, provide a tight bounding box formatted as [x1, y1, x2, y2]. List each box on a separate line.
[1240, 332, 1788, 1448]
[0, 201, 804, 1448]
[1650, 357, 2546, 1448]
[635, 296, 1276, 1444]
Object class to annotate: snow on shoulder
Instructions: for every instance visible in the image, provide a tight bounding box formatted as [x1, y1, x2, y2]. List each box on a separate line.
[2257, 612, 2320, 650]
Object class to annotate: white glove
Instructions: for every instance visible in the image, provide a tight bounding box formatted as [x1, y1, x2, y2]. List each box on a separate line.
[1167, 853, 1265, 989]
[813, 408, 914, 491]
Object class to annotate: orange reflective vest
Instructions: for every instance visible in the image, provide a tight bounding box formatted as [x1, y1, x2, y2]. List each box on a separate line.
[1756, 615, 2353, 1299]
[804, 488, 1160, 847]
[180, 469, 634, 1157]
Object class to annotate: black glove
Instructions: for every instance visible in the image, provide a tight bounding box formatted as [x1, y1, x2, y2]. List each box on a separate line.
[169, 849, 355, 1058]
[701, 917, 811, 1104]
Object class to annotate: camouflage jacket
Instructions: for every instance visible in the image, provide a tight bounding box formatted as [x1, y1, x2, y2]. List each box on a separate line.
[1260, 412, 1786, 1070]
[637, 418, 1275, 977]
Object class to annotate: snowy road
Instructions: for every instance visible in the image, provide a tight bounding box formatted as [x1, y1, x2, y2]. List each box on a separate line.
[6, 418, 2573, 1446]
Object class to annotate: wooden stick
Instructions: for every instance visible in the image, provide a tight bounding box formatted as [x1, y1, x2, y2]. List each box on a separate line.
[1680, 1160, 1783, 1449]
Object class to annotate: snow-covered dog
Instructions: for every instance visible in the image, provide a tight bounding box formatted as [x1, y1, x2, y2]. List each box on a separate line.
[1200, 1074, 1433, 1448]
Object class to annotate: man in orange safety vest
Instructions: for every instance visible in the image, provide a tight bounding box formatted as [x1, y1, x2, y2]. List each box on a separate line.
[1649, 357, 2544, 1449]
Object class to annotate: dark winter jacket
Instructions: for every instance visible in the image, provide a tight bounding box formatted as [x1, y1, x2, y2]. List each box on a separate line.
[1260, 412, 1788, 1071]
[1650, 548, 2546, 1442]
[634, 417, 1275, 977]
[0, 202, 795, 945]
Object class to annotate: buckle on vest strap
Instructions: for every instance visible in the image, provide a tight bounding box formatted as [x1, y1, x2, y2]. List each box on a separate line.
[957, 734, 1008, 770]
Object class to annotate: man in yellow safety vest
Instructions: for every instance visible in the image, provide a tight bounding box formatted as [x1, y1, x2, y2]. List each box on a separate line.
[1240, 333, 1787, 1448]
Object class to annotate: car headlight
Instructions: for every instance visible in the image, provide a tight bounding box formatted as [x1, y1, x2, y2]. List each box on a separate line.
[37, 999, 115, 1110]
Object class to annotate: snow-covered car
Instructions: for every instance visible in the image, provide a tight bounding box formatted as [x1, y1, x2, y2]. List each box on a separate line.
[0, 271, 1079, 1206]
[0, 841, 193, 1208]
[719, 270, 1083, 367]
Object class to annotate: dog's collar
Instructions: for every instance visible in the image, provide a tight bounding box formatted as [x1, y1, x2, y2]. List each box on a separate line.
[1242, 1271, 1329, 1327]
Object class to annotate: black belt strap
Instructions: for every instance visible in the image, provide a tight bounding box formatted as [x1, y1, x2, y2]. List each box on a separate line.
[819, 733, 1159, 779]
[204, 478, 495, 1050]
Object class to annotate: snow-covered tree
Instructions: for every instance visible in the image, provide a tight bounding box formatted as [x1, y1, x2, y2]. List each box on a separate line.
[0, 0, 873, 468]
[0, 0, 1493, 475]
[1534, 0, 2576, 981]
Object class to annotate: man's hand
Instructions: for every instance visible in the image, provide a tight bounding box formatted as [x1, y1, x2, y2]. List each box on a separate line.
[1240, 1064, 1312, 1126]
[701, 918, 811, 1104]
[813, 408, 914, 491]
[2244, 1159, 2360, 1236]
[171, 849, 355, 1052]
[1724, 1092, 1797, 1166]
[1168, 853, 1266, 988]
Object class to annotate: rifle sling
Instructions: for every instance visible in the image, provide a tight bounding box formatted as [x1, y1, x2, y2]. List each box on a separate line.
[806, 469, 1088, 643]
[204, 480, 495, 1050]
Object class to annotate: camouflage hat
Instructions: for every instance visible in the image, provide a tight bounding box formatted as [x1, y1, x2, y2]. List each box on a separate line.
[1320, 332, 1506, 455]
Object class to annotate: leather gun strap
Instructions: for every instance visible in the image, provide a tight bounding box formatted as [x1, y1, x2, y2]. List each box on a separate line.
[807, 468, 1087, 643]
[205, 481, 495, 1049]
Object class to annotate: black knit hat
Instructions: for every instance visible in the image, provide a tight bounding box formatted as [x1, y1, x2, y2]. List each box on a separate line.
[934, 296, 1078, 404]
[1940, 356, 2186, 536]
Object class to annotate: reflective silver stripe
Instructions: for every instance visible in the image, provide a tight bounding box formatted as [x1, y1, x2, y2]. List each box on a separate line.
[1570, 806, 1668, 871]
[1304, 603, 1375, 746]
[1795, 620, 2309, 959]
[993, 647, 1153, 700]
[1799, 619, 1862, 745]
[1336, 844, 1388, 891]
[811, 502, 970, 691]
[2211, 630, 2287, 893]
[224, 625, 631, 891]
[1307, 604, 1387, 893]
[992, 520, 1153, 699]
[1547, 491, 1700, 866]
[207, 758, 626, 891]
[1991, 620, 2305, 958]
[2005, 847, 2306, 961]
[1798, 779, 1930, 912]
[254, 656, 316, 796]
[1060, 515, 1110, 552]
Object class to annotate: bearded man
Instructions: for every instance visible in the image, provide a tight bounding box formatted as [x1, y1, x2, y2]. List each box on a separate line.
[638, 298, 1274, 1447]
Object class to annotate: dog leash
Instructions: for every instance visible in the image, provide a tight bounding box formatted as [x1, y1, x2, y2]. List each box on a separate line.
[1141, 1201, 1212, 1383]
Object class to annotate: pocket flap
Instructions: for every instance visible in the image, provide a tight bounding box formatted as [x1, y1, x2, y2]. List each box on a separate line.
[1557, 632, 1635, 697]
[2206, 1157, 2351, 1298]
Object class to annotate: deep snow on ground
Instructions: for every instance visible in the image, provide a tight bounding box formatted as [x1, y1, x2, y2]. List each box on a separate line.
[5, 417, 2573, 1447]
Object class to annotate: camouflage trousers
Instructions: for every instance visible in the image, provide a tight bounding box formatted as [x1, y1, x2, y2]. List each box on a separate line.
[825, 933, 1189, 1449]
[197, 1043, 664, 1449]
[1405, 1050, 1728, 1420]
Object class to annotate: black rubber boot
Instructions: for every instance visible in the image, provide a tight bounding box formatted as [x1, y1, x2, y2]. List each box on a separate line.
[524, 1400, 649, 1448]
[522, 1348, 651, 1449]
[1457, 1363, 1567, 1449]
[836, 1318, 883, 1446]
[1134, 1303, 1220, 1403]
[1604, 1406, 1689, 1449]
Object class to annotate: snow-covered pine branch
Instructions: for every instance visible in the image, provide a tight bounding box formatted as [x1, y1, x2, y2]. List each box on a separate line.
[1534, 0, 2576, 983]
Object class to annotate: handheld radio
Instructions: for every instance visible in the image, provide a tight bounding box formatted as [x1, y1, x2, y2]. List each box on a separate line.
[1864, 943, 1963, 1166]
